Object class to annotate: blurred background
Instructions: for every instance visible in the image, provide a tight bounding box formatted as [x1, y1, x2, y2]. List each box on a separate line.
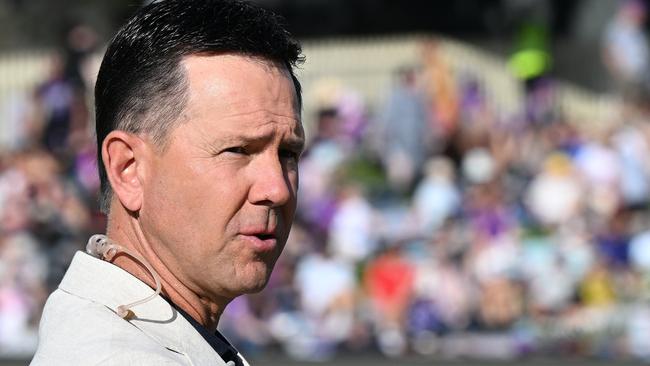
[2, 0, 650, 365]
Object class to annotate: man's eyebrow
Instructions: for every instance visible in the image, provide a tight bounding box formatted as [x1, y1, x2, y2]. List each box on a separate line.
[211, 133, 271, 146]
[210, 133, 305, 151]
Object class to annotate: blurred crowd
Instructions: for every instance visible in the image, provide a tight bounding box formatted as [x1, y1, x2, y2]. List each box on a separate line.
[4, 2, 650, 361]
[229, 61, 650, 360]
[0, 23, 104, 357]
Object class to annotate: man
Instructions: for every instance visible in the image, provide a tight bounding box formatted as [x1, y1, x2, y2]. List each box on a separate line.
[31, 0, 304, 365]
[602, 0, 649, 103]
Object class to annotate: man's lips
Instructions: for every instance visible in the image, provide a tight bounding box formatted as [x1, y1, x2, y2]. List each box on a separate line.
[238, 228, 278, 252]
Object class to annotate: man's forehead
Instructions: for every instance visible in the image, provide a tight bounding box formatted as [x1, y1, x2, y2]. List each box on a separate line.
[180, 54, 299, 113]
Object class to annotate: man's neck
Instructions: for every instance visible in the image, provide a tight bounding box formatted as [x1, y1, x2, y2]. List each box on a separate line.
[105, 207, 226, 332]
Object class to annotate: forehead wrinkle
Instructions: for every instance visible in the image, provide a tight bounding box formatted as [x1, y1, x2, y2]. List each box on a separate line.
[214, 110, 303, 136]
[206, 120, 304, 148]
[215, 128, 302, 146]
[215, 108, 299, 123]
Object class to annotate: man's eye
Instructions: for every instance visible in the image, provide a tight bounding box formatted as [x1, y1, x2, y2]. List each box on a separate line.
[223, 146, 247, 155]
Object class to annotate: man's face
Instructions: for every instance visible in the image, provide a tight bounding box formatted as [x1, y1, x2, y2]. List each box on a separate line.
[140, 55, 303, 302]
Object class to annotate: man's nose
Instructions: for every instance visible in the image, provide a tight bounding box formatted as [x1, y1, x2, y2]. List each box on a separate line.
[248, 154, 293, 207]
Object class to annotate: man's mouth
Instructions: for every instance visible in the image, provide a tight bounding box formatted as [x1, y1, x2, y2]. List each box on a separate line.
[254, 233, 276, 241]
[239, 228, 278, 252]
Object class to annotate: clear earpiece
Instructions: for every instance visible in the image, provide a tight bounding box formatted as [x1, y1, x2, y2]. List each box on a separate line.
[86, 234, 162, 319]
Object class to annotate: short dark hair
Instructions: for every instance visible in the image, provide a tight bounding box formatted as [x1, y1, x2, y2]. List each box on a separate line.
[95, 0, 303, 213]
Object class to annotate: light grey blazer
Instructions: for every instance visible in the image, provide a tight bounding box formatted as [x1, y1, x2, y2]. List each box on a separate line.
[30, 251, 249, 365]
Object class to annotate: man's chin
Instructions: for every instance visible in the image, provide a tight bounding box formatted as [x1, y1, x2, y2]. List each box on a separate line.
[240, 274, 272, 294]
[232, 268, 273, 295]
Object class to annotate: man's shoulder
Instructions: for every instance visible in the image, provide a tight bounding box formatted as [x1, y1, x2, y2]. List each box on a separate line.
[31, 288, 189, 365]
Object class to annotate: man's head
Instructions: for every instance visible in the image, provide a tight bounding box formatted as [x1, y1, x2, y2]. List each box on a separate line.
[95, 0, 303, 213]
[96, 0, 304, 302]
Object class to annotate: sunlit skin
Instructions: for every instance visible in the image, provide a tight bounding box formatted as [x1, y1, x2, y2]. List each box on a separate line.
[102, 54, 304, 331]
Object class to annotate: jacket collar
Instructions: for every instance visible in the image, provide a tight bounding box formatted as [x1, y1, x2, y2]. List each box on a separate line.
[59, 251, 229, 365]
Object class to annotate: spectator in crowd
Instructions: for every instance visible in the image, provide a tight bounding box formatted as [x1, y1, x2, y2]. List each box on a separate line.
[603, 0, 649, 101]
[364, 243, 415, 356]
[379, 66, 429, 193]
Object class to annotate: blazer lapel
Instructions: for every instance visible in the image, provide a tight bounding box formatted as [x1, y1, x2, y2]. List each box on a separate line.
[59, 251, 228, 366]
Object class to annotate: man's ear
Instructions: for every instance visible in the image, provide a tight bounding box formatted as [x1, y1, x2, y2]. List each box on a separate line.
[102, 131, 148, 212]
